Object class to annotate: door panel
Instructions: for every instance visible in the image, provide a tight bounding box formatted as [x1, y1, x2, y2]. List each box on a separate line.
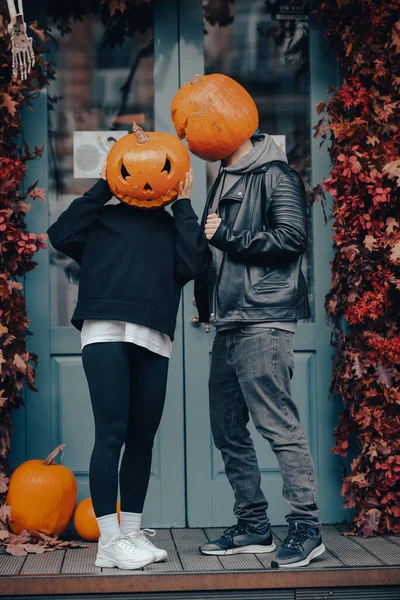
[181, 0, 345, 526]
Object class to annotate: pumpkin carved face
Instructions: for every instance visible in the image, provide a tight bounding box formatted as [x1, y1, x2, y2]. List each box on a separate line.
[106, 123, 190, 208]
[171, 73, 259, 162]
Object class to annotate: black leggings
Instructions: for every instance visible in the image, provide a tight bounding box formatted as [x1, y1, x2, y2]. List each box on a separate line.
[82, 342, 169, 517]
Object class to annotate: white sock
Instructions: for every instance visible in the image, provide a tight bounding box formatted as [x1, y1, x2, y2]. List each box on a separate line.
[119, 511, 142, 535]
[97, 513, 120, 545]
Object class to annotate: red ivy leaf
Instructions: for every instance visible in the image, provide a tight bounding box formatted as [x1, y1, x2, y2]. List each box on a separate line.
[391, 21, 400, 54]
[0, 93, 19, 116]
[28, 21, 47, 43]
[376, 365, 393, 388]
[28, 187, 46, 201]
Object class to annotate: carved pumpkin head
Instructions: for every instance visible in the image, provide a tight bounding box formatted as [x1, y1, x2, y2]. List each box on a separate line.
[171, 74, 259, 162]
[106, 123, 190, 208]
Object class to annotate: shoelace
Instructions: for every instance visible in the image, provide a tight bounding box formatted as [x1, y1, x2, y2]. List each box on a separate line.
[221, 524, 248, 541]
[282, 528, 310, 550]
[131, 529, 157, 548]
[113, 535, 136, 551]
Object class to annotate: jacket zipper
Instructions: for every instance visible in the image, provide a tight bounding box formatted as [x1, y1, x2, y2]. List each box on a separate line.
[254, 282, 290, 292]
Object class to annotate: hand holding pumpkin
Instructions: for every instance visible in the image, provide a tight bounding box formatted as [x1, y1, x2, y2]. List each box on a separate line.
[205, 213, 222, 240]
[100, 158, 107, 181]
[177, 168, 193, 199]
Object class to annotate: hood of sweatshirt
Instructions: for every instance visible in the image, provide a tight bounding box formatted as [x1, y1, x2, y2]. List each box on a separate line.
[222, 133, 288, 174]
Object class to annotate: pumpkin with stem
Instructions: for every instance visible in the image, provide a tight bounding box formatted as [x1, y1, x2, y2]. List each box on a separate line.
[7, 445, 77, 536]
[74, 498, 121, 541]
[106, 122, 190, 208]
[171, 73, 259, 162]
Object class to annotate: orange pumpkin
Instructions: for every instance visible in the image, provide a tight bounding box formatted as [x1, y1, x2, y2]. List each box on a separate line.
[74, 498, 121, 541]
[171, 73, 259, 162]
[106, 122, 190, 208]
[7, 445, 77, 536]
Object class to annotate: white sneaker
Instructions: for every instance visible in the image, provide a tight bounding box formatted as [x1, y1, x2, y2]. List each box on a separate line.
[127, 529, 168, 563]
[95, 534, 154, 570]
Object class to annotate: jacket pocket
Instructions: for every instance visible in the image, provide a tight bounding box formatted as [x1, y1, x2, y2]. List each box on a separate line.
[253, 282, 290, 293]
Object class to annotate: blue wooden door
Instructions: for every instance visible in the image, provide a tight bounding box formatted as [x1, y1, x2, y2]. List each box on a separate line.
[21, 0, 186, 527]
[181, 0, 346, 526]
[19, 0, 345, 529]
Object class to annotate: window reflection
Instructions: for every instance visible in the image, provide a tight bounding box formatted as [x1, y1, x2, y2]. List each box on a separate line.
[48, 16, 154, 327]
[203, 0, 314, 318]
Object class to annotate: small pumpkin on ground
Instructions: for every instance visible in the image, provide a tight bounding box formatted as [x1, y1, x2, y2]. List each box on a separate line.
[74, 498, 121, 541]
[170, 73, 259, 162]
[106, 122, 190, 208]
[7, 445, 77, 536]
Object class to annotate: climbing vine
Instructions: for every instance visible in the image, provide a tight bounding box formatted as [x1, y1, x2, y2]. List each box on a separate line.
[0, 5, 50, 520]
[314, 0, 400, 536]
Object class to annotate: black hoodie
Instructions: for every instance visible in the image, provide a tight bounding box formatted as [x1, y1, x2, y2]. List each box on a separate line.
[48, 179, 211, 340]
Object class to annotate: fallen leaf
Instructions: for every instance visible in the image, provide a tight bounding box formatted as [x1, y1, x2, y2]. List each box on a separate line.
[0, 504, 12, 526]
[22, 544, 46, 554]
[363, 508, 381, 537]
[5, 544, 27, 557]
[0, 529, 9, 540]
[9, 531, 31, 545]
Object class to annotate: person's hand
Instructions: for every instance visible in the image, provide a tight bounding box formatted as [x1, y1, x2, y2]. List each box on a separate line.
[100, 158, 107, 180]
[205, 213, 222, 240]
[177, 169, 193, 199]
[191, 316, 211, 333]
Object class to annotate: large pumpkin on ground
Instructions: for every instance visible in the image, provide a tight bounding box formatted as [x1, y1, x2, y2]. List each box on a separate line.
[74, 498, 121, 541]
[106, 122, 190, 208]
[7, 445, 77, 536]
[170, 73, 259, 162]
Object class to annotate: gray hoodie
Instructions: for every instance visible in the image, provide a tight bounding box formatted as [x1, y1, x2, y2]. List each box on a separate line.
[208, 134, 296, 333]
[209, 133, 287, 213]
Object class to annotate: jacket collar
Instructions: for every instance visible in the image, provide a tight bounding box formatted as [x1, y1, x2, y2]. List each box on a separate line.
[219, 175, 246, 203]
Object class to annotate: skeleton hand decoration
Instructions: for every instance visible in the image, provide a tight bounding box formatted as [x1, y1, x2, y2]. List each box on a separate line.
[7, 12, 35, 80]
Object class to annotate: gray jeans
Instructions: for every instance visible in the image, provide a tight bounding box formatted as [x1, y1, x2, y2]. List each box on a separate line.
[209, 327, 320, 530]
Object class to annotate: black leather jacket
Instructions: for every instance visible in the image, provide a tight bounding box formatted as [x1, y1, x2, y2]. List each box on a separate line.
[195, 161, 311, 325]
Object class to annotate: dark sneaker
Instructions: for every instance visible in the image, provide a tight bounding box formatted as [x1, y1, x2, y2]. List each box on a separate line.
[271, 522, 325, 568]
[200, 521, 276, 556]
